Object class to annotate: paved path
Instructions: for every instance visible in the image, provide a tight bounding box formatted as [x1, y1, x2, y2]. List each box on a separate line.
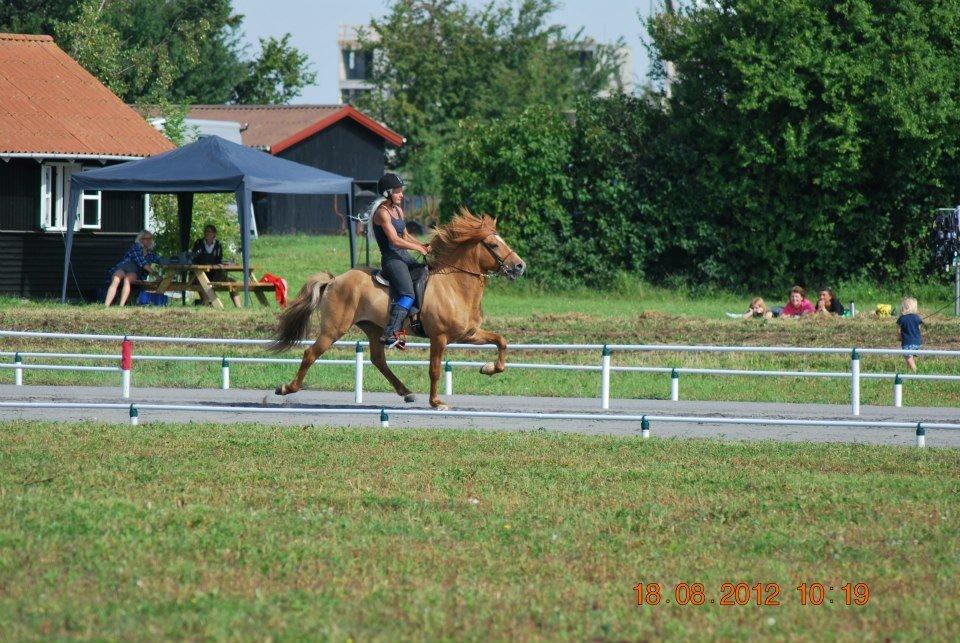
[1, 385, 958, 447]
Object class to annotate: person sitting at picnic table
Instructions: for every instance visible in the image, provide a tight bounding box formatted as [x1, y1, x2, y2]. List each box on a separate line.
[190, 224, 240, 306]
[815, 287, 846, 316]
[104, 230, 159, 306]
[781, 285, 816, 317]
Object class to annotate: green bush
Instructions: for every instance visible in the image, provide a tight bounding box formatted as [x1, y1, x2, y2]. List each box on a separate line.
[443, 1, 960, 292]
[567, 93, 652, 284]
[643, 0, 960, 289]
[440, 106, 578, 289]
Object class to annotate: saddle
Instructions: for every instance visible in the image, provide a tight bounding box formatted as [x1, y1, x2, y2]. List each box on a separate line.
[372, 264, 429, 337]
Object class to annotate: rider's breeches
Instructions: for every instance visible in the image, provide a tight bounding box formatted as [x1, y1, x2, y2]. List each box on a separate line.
[381, 257, 415, 301]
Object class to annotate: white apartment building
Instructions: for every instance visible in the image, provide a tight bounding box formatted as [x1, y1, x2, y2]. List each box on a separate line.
[337, 24, 633, 104]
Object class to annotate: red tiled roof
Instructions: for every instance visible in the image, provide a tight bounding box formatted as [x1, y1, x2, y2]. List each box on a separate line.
[180, 104, 405, 151]
[0, 33, 173, 158]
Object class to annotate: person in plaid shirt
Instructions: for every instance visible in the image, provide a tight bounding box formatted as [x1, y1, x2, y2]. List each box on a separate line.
[104, 230, 160, 306]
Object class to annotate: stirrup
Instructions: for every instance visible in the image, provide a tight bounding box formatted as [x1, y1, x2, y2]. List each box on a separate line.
[383, 330, 407, 350]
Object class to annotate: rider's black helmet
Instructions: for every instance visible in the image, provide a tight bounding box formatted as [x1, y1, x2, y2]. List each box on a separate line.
[377, 172, 405, 197]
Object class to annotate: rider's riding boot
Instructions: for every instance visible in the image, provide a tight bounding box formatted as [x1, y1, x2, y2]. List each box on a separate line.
[381, 302, 409, 349]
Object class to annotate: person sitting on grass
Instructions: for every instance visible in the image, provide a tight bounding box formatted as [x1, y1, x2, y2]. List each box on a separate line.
[781, 285, 815, 317]
[815, 287, 845, 316]
[896, 297, 923, 372]
[104, 230, 159, 307]
[743, 297, 774, 319]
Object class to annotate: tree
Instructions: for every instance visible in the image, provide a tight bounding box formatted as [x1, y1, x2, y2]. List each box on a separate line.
[641, 0, 960, 288]
[358, 0, 623, 195]
[0, 0, 79, 35]
[441, 106, 577, 288]
[232, 34, 317, 105]
[2, 0, 314, 106]
[440, 96, 654, 288]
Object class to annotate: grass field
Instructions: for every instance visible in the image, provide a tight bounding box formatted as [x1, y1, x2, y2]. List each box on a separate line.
[2, 235, 958, 639]
[251, 234, 960, 319]
[1, 421, 957, 639]
[2, 234, 960, 406]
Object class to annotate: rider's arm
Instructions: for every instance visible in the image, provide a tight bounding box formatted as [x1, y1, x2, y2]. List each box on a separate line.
[375, 208, 429, 254]
[402, 227, 430, 253]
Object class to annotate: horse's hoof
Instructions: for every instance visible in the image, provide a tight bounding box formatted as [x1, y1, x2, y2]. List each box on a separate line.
[404, 394, 417, 403]
[433, 404, 449, 411]
[480, 362, 496, 376]
[275, 384, 286, 395]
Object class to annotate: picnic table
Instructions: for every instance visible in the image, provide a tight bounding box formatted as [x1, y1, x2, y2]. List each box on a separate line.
[139, 263, 273, 309]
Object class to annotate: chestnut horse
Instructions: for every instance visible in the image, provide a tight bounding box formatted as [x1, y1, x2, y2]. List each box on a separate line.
[271, 211, 525, 409]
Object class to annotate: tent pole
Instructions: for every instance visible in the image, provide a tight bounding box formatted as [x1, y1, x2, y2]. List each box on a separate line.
[177, 193, 194, 253]
[236, 185, 252, 307]
[60, 177, 84, 303]
[347, 187, 356, 268]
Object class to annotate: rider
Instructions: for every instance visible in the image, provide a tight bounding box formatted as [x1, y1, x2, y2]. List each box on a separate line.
[373, 172, 429, 349]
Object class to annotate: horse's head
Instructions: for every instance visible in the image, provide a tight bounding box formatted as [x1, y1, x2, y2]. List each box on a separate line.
[477, 229, 525, 280]
[430, 210, 526, 280]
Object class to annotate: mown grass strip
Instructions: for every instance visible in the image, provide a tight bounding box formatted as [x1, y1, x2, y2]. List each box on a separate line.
[0, 421, 957, 639]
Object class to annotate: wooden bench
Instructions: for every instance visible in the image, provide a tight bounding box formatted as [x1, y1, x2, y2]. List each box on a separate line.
[133, 280, 159, 291]
[135, 265, 275, 308]
[207, 281, 275, 291]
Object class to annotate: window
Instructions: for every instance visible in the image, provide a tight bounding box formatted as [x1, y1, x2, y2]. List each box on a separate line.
[40, 165, 53, 228]
[81, 188, 101, 228]
[39, 163, 101, 231]
[342, 49, 373, 80]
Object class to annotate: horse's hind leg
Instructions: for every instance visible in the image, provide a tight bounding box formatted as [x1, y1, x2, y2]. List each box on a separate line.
[275, 312, 352, 396]
[357, 321, 416, 402]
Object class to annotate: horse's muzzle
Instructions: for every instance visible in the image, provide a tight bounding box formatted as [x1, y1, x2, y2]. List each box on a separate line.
[505, 261, 525, 280]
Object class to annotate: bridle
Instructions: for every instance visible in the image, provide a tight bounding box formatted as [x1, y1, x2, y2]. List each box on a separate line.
[480, 236, 510, 274]
[429, 231, 515, 279]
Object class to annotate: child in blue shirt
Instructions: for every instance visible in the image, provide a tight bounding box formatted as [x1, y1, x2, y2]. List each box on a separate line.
[896, 297, 923, 372]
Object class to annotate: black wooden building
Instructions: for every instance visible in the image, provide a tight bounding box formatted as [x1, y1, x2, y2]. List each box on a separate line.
[0, 33, 173, 300]
[180, 105, 404, 234]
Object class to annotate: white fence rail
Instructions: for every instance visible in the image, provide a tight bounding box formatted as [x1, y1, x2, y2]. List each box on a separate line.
[0, 401, 951, 448]
[3, 329, 959, 356]
[2, 330, 959, 415]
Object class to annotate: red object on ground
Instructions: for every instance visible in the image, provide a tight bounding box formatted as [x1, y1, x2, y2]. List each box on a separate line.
[121, 338, 133, 371]
[260, 273, 288, 308]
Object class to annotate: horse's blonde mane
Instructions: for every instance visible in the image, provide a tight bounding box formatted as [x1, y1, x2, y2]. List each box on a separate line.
[428, 208, 497, 263]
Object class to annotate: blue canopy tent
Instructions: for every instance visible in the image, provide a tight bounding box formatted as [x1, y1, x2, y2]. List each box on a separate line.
[61, 135, 356, 304]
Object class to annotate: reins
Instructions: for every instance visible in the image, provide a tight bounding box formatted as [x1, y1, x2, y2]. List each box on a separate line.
[427, 258, 492, 279]
[427, 230, 506, 279]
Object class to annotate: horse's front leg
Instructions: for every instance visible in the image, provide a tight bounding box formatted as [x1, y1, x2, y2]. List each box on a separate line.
[464, 329, 507, 376]
[429, 334, 449, 409]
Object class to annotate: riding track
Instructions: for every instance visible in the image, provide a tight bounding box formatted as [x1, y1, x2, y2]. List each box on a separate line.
[2, 384, 958, 447]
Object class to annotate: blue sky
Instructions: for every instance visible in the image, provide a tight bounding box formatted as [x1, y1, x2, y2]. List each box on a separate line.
[231, 0, 655, 104]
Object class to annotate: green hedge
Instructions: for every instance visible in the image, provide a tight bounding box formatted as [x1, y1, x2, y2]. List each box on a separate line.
[441, 1, 960, 291]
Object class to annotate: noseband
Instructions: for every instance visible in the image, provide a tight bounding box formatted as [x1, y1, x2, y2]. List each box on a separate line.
[480, 237, 509, 276]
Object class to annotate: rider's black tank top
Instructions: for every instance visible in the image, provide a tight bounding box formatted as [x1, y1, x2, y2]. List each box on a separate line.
[373, 206, 415, 264]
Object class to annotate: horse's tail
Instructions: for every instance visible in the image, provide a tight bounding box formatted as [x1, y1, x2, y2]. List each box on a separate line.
[269, 272, 335, 352]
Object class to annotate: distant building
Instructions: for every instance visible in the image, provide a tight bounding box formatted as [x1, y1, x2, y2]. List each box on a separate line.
[338, 24, 376, 105]
[163, 105, 404, 234]
[147, 117, 243, 145]
[336, 24, 633, 104]
[578, 39, 634, 96]
[0, 33, 173, 300]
